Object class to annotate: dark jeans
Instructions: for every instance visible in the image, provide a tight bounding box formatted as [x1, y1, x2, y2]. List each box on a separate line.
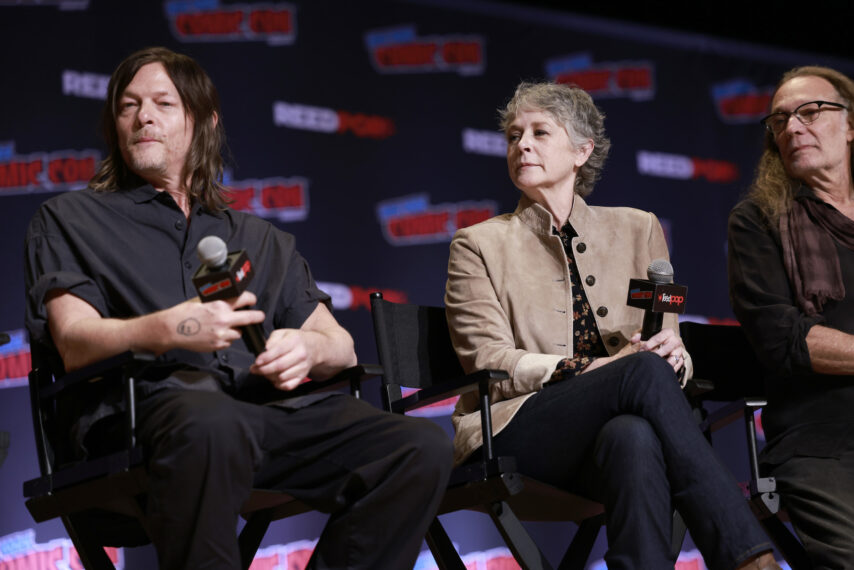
[770, 451, 854, 569]
[136, 389, 453, 569]
[484, 352, 771, 570]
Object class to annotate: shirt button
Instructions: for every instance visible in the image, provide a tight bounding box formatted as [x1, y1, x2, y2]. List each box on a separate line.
[220, 353, 229, 363]
[608, 336, 620, 347]
[596, 306, 608, 317]
[184, 261, 193, 269]
[576, 242, 586, 253]
[585, 275, 596, 286]
[174, 219, 184, 230]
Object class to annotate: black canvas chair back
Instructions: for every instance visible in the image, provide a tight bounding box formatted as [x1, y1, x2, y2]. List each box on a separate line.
[680, 321, 765, 400]
[680, 321, 810, 569]
[370, 293, 468, 409]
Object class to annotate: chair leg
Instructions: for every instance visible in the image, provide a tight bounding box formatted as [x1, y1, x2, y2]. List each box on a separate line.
[487, 501, 554, 570]
[557, 514, 603, 570]
[759, 516, 811, 570]
[670, 509, 687, 558]
[425, 517, 467, 570]
[238, 509, 273, 570]
[62, 514, 117, 570]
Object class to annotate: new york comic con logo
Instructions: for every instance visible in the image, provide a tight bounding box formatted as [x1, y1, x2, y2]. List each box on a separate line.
[545, 53, 654, 100]
[376, 194, 495, 246]
[364, 26, 484, 75]
[0, 142, 99, 196]
[224, 170, 309, 221]
[0, 529, 122, 570]
[165, 0, 296, 45]
[0, 329, 30, 390]
[712, 79, 775, 124]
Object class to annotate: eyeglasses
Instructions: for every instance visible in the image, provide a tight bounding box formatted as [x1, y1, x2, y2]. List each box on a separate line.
[760, 100, 848, 135]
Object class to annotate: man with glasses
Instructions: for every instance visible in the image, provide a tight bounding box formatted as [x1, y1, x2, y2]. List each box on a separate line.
[728, 66, 854, 566]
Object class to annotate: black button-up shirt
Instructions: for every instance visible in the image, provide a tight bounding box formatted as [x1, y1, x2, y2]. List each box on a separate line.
[25, 185, 330, 451]
[728, 189, 854, 463]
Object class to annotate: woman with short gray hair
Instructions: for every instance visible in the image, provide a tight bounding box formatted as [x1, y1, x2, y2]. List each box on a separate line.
[445, 81, 779, 569]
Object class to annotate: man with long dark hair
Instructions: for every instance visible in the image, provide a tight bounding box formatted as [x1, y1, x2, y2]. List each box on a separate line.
[25, 47, 452, 569]
[729, 66, 854, 567]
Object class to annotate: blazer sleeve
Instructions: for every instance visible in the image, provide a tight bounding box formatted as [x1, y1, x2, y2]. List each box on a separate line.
[445, 227, 564, 402]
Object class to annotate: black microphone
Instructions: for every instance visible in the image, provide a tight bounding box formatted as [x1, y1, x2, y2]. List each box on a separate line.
[626, 259, 688, 341]
[193, 236, 267, 355]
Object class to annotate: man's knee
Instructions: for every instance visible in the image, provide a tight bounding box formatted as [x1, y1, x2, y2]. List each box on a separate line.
[389, 416, 454, 484]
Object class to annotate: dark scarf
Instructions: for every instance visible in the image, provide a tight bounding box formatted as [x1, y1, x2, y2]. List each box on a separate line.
[780, 190, 854, 316]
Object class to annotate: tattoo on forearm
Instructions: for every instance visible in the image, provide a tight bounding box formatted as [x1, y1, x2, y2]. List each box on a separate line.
[177, 318, 201, 336]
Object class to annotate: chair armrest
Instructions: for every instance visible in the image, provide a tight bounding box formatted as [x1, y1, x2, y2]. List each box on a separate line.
[684, 377, 714, 398]
[697, 396, 767, 435]
[391, 369, 508, 414]
[286, 363, 382, 399]
[40, 351, 156, 400]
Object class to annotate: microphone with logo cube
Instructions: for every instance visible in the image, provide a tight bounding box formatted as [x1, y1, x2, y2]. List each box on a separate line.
[626, 259, 688, 341]
[192, 235, 267, 356]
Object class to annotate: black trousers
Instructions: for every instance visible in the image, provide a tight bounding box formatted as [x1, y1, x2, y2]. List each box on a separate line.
[475, 352, 771, 570]
[136, 389, 453, 569]
[770, 451, 854, 569]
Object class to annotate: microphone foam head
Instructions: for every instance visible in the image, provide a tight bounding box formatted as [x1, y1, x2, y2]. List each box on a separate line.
[647, 258, 674, 283]
[197, 236, 228, 269]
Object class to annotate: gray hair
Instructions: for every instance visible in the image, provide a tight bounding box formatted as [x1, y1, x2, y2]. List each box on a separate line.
[499, 81, 611, 197]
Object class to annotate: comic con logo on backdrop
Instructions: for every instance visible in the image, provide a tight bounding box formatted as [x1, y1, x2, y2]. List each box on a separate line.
[0, 142, 100, 196]
[224, 171, 308, 222]
[636, 150, 739, 184]
[0, 330, 29, 390]
[364, 26, 484, 75]
[545, 53, 655, 100]
[712, 79, 774, 124]
[0, 529, 122, 569]
[165, 1, 296, 45]
[273, 101, 395, 139]
[376, 194, 496, 246]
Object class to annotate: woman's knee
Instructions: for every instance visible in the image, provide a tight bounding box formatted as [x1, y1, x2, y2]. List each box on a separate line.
[621, 351, 682, 396]
[631, 351, 676, 377]
[596, 415, 661, 460]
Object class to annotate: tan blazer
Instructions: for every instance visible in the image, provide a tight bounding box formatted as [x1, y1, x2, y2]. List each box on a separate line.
[445, 194, 692, 465]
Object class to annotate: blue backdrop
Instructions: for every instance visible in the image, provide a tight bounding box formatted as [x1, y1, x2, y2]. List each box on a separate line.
[2, 1, 852, 568]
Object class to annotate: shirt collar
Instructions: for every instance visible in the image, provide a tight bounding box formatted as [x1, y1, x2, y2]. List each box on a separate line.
[514, 192, 591, 239]
[126, 183, 161, 204]
[124, 183, 224, 219]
